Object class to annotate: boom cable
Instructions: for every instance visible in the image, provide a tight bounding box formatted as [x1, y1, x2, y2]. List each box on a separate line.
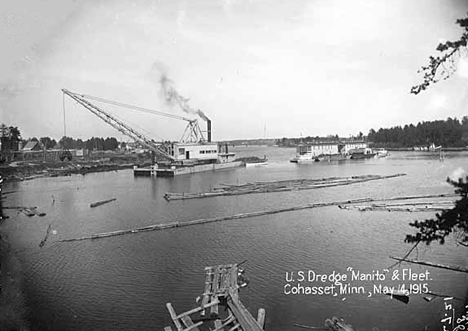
[79, 94, 193, 122]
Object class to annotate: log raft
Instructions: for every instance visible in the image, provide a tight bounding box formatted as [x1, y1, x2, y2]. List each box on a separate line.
[164, 263, 265, 331]
[58, 193, 458, 243]
[3, 206, 46, 217]
[164, 174, 407, 201]
[59, 197, 374, 242]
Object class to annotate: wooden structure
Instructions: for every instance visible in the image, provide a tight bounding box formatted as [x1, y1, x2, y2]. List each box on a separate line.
[164, 264, 265, 331]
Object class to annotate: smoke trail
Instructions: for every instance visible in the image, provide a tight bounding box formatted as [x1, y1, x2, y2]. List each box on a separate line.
[150, 62, 210, 121]
[159, 74, 197, 115]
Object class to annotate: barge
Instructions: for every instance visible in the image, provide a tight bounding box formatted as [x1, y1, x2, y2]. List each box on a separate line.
[134, 142, 242, 177]
[134, 160, 243, 177]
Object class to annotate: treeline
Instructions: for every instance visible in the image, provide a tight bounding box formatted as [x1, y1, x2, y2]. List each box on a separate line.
[58, 136, 120, 150]
[368, 117, 468, 148]
[25, 136, 122, 151]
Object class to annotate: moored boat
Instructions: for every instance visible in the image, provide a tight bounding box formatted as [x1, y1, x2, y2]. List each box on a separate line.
[241, 156, 268, 167]
[373, 148, 389, 158]
[349, 147, 375, 159]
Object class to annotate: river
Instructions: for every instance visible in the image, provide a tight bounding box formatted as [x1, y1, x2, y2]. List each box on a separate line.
[2, 147, 468, 331]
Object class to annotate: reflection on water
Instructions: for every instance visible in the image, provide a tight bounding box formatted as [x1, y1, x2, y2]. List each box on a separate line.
[2, 148, 468, 331]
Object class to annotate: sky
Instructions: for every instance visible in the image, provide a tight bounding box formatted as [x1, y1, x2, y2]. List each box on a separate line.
[1, 0, 468, 142]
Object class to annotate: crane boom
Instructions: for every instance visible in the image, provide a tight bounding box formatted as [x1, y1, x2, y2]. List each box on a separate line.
[62, 89, 175, 161]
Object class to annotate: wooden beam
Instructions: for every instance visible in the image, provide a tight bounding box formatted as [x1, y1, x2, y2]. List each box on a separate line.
[226, 324, 241, 331]
[389, 256, 468, 274]
[214, 320, 224, 331]
[256, 308, 266, 328]
[226, 290, 264, 331]
[210, 267, 221, 316]
[175, 300, 220, 319]
[166, 303, 184, 331]
[200, 267, 214, 317]
[179, 316, 202, 331]
[211, 316, 236, 331]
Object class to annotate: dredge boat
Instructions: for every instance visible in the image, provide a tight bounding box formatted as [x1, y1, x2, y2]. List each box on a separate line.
[61, 89, 242, 178]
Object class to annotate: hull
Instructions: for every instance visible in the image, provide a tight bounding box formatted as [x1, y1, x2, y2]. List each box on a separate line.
[245, 161, 268, 167]
[133, 161, 243, 177]
[316, 154, 351, 162]
[374, 149, 389, 157]
[291, 154, 349, 163]
[350, 153, 376, 159]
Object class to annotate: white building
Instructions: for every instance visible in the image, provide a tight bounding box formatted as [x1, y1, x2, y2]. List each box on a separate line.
[169, 142, 219, 162]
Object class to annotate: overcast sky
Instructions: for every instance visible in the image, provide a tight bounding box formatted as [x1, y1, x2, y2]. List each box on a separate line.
[1, 0, 468, 142]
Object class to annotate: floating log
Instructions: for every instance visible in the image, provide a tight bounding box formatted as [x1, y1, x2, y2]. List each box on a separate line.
[90, 198, 116, 208]
[294, 324, 329, 330]
[324, 317, 356, 331]
[389, 256, 468, 274]
[39, 224, 52, 248]
[425, 291, 463, 301]
[59, 193, 460, 243]
[339, 201, 455, 212]
[3, 206, 46, 217]
[59, 197, 375, 242]
[164, 174, 407, 201]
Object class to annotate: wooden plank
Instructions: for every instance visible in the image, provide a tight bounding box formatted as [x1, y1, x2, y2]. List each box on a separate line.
[200, 268, 214, 317]
[256, 308, 266, 328]
[211, 315, 236, 331]
[166, 303, 184, 331]
[226, 324, 241, 331]
[220, 268, 229, 292]
[179, 316, 202, 331]
[226, 290, 264, 331]
[230, 265, 238, 289]
[210, 266, 221, 316]
[214, 320, 224, 331]
[175, 300, 220, 319]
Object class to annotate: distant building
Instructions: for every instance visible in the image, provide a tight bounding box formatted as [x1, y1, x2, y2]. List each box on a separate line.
[21, 140, 42, 151]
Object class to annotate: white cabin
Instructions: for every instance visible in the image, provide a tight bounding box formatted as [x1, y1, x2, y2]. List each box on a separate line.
[169, 142, 219, 162]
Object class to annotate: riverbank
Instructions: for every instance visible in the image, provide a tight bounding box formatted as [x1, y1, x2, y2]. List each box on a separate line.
[0, 153, 153, 182]
[0, 231, 30, 331]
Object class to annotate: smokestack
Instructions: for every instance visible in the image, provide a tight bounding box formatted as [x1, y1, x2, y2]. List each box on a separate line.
[207, 120, 212, 142]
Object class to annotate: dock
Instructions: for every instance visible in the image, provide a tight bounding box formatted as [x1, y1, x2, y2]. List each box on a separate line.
[164, 263, 266, 331]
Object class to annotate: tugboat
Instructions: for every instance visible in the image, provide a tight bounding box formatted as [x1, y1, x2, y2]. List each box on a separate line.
[374, 148, 389, 158]
[349, 147, 376, 159]
[235, 156, 269, 167]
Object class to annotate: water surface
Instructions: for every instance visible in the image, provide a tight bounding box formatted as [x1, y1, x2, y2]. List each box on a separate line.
[3, 148, 468, 331]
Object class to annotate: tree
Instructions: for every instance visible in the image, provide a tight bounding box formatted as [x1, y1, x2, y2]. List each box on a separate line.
[0, 125, 21, 151]
[40, 137, 57, 150]
[411, 14, 468, 94]
[406, 175, 468, 245]
[406, 13, 468, 245]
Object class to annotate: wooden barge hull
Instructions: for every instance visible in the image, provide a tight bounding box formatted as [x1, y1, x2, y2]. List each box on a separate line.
[134, 161, 243, 177]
